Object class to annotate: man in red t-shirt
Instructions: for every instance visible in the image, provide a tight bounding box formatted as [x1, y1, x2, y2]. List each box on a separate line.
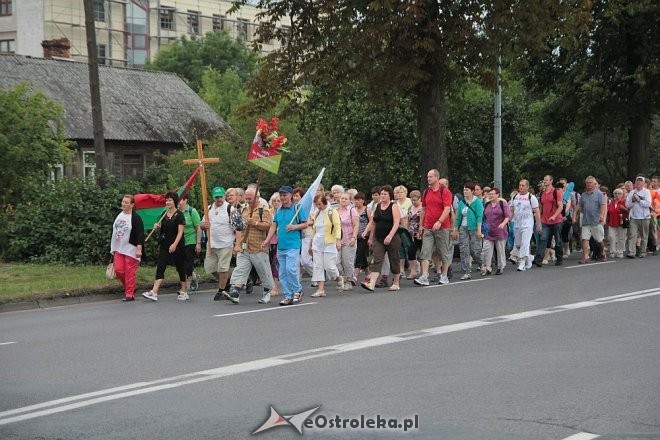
[414, 169, 454, 286]
[534, 174, 564, 267]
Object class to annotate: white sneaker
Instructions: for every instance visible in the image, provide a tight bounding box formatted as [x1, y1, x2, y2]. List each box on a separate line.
[337, 276, 344, 291]
[414, 274, 430, 286]
[517, 261, 526, 272]
[460, 273, 471, 280]
[525, 259, 533, 270]
[142, 291, 158, 301]
[439, 274, 450, 285]
[258, 292, 270, 304]
[177, 292, 189, 301]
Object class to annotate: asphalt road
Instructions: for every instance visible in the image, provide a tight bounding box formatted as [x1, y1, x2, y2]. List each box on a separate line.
[1, 255, 659, 440]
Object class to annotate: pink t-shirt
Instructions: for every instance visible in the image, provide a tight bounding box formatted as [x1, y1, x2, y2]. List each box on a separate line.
[339, 206, 357, 244]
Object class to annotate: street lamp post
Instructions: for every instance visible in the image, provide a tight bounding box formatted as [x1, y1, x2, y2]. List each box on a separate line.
[493, 58, 502, 191]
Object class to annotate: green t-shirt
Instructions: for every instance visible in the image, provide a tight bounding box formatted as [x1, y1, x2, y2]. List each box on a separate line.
[182, 206, 201, 246]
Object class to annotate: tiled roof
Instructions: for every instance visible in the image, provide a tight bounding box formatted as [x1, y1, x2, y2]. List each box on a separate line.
[0, 54, 231, 142]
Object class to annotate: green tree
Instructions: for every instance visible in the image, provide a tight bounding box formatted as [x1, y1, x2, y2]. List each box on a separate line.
[0, 83, 73, 208]
[526, 0, 659, 177]
[199, 68, 250, 120]
[296, 84, 419, 192]
[231, 0, 591, 181]
[146, 31, 259, 92]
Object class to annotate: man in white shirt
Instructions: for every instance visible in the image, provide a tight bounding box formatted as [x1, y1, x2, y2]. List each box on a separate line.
[202, 186, 238, 300]
[625, 176, 652, 258]
[509, 179, 542, 271]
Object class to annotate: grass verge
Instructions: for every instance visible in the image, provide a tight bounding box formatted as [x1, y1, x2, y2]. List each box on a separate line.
[0, 263, 188, 304]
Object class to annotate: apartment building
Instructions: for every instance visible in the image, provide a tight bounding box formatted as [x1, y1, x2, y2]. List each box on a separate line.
[0, 0, 289, 67]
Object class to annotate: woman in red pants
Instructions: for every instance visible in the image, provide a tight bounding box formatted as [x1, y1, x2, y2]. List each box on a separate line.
[110, 195, 144, 301]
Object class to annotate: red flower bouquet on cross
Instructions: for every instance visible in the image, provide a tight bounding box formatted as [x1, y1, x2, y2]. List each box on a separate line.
[253, 117, 288, 151]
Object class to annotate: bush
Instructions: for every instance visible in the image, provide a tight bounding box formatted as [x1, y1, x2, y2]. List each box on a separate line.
[3, 178, 142, 265]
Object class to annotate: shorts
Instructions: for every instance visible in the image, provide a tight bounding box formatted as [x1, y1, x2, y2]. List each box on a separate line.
[204, 247, 233, 274]
[419, 229, 451, 263]
[581, 224, 604, 242]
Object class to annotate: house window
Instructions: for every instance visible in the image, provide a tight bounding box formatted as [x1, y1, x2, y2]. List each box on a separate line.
[280, 25, 291, 45]
[259, 24, 273, 45]
[49, 164, 64, 182]
[160, 7, 174, 30]
[0, 0, 12, 16]
[212, 14, 224, 32]
[122, 154, 144, 180]
[93, 0, 105, 22]
[187, 10, 200, 34]
[97, 44, 106, 65]
[237, 19, 249, 41]
[83, 151, 95, 179]
[0, 40, 15, 53]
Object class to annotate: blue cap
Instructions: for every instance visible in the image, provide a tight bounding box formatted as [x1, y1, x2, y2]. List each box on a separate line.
[278, 185, 293, 194]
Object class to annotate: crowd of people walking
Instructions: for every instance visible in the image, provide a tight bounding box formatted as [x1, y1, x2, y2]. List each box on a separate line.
[110, 172, 660, 304]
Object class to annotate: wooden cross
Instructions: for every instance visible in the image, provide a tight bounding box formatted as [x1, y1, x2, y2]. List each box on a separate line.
[183, 139, 220, 243]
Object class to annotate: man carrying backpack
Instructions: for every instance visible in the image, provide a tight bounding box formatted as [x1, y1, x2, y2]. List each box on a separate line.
[414, 169, 453, 286]
[227, 187, 275, 305]
[201, 186, 237, 301]
[533, 175, 564, 267]
[510, 179, 542, 271]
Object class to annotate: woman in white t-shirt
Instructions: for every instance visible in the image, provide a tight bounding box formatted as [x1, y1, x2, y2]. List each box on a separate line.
[110, 195, 144, 301]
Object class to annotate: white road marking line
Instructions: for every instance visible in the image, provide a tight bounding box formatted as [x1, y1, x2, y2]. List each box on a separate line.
[0, 382, 152, 418]
[592, 287, 660, 301]
[0, 342, 17, 346]
[423, 277, 492, 288]
[2, 286, 659, 426]
[213, 302, 317, 317]
[561, 433, 600, 440]
[564, 261, 615, 269]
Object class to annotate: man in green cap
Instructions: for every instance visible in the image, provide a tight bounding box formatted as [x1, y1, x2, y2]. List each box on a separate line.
[202, 186, 237, 300]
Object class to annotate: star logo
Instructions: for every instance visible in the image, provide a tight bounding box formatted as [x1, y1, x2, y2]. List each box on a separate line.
[252, 405, 321, 435]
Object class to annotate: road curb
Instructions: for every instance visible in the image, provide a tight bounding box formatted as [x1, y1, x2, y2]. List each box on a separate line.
[0, 282, 215, 313]
[0, 292, 123, 313]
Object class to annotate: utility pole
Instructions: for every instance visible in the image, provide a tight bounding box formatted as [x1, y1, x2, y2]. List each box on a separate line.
[493, 58, 502, 191]
[83, 0, 108, 185]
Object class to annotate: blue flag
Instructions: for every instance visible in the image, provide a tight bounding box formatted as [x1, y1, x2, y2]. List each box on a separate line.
[291, 168, 325, 224]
